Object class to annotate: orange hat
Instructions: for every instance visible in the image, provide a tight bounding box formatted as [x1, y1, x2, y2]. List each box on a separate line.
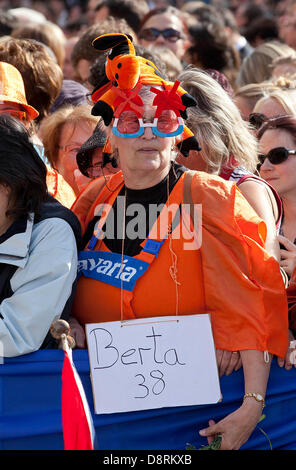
[90, 33, 201, 157]
[0, 62, 39, 120]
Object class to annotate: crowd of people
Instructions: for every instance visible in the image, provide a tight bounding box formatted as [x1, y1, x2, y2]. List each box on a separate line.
[1, 0, 296, 451]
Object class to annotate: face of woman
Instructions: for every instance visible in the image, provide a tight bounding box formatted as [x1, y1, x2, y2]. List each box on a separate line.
[109, 93, 175, 188]
[259, 128, 296, 197]
[139, 13, 188, 60]
[57, 121, 96, 194]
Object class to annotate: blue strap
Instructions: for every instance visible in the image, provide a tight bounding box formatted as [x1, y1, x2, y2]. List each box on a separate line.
[78, 250, 150, 292]
[142, 238, 165, 258]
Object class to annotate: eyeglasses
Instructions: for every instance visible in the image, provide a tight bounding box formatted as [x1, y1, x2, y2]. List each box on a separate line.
[112, 110, 183, 138]
[249, 113, 268, 130]
[0, 109, 27, 122]
[139, 27, 183, 43]
[258, 147, 296, 167]
[87, 162, 104, 178]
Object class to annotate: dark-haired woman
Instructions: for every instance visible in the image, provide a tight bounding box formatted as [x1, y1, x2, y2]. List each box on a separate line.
[138, 6, 191, 61]
[0, 114, 80, 357]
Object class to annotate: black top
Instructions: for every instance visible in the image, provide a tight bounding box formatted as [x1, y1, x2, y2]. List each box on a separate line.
[83, 163, 187, 257]
[0, 217, 27, 245]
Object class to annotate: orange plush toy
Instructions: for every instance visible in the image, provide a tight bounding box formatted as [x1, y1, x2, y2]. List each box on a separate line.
[90, 33, 201, 158]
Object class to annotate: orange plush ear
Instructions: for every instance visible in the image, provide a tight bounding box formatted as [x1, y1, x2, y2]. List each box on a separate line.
[92, 33, 140, 90]
[92, 33, 135, 56]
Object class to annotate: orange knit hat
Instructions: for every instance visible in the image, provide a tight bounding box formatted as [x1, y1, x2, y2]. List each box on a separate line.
[0, 62, 39, 120]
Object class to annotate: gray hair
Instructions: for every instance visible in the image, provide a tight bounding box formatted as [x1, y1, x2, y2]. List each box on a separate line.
[178, 67, 258, 174]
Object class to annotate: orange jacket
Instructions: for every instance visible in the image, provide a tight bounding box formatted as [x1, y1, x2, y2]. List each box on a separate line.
[71, 171, 289, 358]
[46, 165, 76, 208]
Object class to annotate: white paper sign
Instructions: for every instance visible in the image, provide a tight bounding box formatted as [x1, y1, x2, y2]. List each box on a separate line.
[86, 314, 221, 414]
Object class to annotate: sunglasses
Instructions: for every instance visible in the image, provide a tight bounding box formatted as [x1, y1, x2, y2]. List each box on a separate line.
[258, 147, 296, 167]
[249, 112, 267, 129]
[139, 27, 182, 43]
[112, 110, 183, 138]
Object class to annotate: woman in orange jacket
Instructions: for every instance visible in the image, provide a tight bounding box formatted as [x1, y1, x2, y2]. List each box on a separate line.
[70, 33, 288, 450]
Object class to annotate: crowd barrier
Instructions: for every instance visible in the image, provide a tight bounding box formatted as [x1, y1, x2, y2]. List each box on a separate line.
[1, 350, 296, 450]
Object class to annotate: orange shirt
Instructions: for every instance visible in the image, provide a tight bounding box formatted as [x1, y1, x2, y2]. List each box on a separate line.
[72, 173, 205, 324]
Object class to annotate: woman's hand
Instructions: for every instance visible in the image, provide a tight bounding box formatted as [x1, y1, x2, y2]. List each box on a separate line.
[278, 235, 296, 277]
[216, 349, 242, 377]
[199, 399, 263, 450]
[277, 329, 296, 370]
[68, 315, 86, 348]
[202, 349, 270, 449]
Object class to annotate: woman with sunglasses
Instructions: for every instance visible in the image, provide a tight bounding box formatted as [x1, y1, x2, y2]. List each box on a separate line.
[68, 34, 288, 450]
[252, 77, 296, 119]
[258, 115, 296, 369]
[138, 6, 191, 61]
[258, 115, 296, 277]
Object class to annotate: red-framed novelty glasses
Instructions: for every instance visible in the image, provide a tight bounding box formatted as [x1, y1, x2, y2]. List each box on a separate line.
[112, 109, 184, 138]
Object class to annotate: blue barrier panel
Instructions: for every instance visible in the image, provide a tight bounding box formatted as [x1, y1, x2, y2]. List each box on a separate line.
[1, 350, 296, 450]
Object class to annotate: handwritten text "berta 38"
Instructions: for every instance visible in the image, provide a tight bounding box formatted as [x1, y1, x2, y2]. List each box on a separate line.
[88, 326, 186, 369]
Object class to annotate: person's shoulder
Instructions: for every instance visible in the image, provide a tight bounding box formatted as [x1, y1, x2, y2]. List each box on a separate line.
[35, 195, 82, 247]
[32, 216, 78, 253]
[187, 170, 253, 226]
[71, 172, 124, 234]
[189, 170, 236, 200]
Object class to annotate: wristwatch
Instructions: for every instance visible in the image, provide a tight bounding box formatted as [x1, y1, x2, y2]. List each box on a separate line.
[243, 392, 265, 409]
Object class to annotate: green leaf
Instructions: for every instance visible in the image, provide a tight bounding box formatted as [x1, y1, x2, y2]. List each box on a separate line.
[198, 434, 222, 450]
[185, 443, 197, 450]
[258, 414, 266, 423]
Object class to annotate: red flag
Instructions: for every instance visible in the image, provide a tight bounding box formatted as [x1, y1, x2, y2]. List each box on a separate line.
[61, 345, 96, 450]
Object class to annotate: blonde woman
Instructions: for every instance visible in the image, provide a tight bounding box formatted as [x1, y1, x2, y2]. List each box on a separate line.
[40, 104, 100, 195]
[253, 77, 296, 118]
[177, 67, 282, 264]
